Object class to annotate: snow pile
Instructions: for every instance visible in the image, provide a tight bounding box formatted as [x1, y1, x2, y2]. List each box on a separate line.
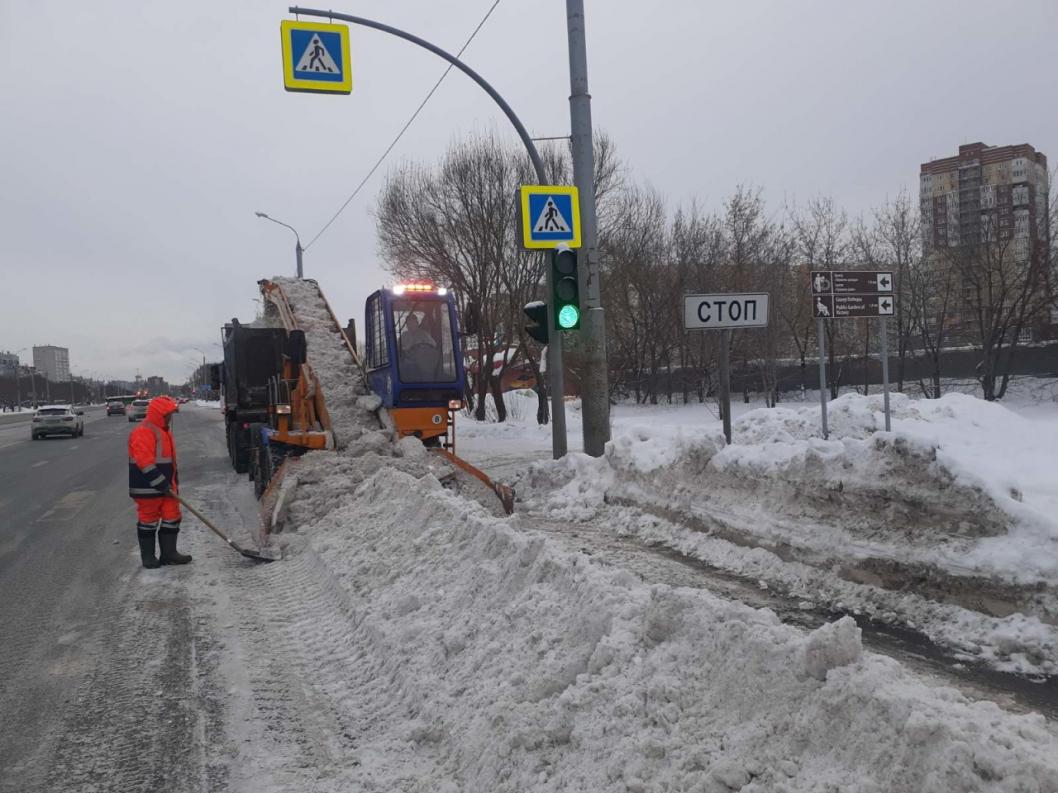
[269, 462, 1058, 791]
[270, 277, 382, 448]
[526, 393, 1058, 578]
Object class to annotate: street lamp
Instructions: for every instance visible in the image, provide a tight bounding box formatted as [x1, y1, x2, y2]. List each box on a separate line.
[255, 211, 304, 278]
[192, 347, 207, 398]
[13, 347, 27, 410]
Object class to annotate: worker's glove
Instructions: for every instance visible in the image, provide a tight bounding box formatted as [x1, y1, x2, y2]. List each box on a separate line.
[149, 473, 172, 495]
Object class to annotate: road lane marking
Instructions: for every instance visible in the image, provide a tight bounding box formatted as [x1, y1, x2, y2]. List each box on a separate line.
[32, 460, 49, 467]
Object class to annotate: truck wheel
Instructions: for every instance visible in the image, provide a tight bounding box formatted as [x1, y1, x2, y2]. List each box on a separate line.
[253, 445, 267, 499]
[226, 424, 237, 469]
[229, 423, 250, 474]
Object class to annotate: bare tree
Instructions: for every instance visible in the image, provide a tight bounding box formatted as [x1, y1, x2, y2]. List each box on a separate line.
[789, 197, 857, 398]
[953, 217, 1048, 400]
[376, 133, 524, 420]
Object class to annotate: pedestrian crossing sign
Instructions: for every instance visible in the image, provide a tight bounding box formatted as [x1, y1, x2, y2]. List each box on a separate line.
[519, 185, 581, 249]
[281, 20, 353, 95]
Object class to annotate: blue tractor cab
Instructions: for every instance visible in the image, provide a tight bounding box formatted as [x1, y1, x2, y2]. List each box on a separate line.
[364, 284, 466, 445]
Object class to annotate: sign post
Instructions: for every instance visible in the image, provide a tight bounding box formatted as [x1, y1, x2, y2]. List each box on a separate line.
[684, 293, 769, 444]
[811, 270, 895, 435]
[718, 329, 732, 443]
[817, 317, 828, 439]
[878, 317, 891, 431]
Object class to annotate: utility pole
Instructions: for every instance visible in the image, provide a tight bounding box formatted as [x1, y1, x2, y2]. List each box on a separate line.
[566, 0, 610, 457]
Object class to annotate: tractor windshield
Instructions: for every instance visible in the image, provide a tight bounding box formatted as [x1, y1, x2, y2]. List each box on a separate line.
[392, 298, 457, 383]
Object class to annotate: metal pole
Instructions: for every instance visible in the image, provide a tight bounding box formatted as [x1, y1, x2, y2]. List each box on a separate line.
[879, 316, 891, 431]
[296, 240, 304, 279]
[719, 329, 732, 444]
[817, 318, 828, 439]
[566, 0, 609, 458]
[546, 260, 567, 459]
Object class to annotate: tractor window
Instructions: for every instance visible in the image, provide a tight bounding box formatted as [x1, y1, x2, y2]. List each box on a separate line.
[366, 295, 389, 370]
[393, 299, 456, 383]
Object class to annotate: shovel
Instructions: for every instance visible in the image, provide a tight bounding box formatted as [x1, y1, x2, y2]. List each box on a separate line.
[172, 492, 281, 562]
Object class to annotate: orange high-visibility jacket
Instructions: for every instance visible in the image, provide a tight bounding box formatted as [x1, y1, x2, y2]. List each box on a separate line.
[128, 397, 179, 499]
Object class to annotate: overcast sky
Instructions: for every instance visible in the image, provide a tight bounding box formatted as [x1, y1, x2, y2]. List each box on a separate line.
[2, 1, 1056, 384]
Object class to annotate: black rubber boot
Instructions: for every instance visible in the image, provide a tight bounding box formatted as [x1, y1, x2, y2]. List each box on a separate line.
[158, 530, 192, 565]
[137, 528, 160, 569]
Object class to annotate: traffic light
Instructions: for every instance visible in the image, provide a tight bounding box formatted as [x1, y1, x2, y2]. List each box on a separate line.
[551, 245, 581, 330]
[523, 300, 549, 345]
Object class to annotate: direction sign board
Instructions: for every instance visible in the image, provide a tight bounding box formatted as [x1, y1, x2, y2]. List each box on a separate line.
[684, 293, 770, 330]
[281, 20, 353, 95]
[812, 270, 893, 295]
[813, 293, 895, 319]
[811, 270, 896, 319]
[519, 185, 581, 249]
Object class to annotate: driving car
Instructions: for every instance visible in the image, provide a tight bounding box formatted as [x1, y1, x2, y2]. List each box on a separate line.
[106, 399, 126, 416]
[127, 399, 150, 422]
[31, 405, 85, 439]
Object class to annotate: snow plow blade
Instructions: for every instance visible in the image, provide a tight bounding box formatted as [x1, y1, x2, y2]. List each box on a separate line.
[431, 447, 515, 515]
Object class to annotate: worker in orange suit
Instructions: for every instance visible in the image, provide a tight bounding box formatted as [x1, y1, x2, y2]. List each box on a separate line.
[128, 395, 191, 568]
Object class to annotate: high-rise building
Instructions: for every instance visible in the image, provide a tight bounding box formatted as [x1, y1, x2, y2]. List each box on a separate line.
[919, 142, 1052, 339]
[33, 345, 70, 382]
[920, 142, 1048, 257]
[0, 351, 18, 376]
[146, 376, 170, 396]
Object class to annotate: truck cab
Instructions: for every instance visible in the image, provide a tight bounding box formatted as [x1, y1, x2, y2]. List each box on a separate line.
[364, 284, 466, 445]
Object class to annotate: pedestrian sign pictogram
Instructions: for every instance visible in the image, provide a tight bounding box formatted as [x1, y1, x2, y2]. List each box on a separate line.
[519, 185, 581, 249]
[534, 198, 571, 234]
[281, 20, 352, 95]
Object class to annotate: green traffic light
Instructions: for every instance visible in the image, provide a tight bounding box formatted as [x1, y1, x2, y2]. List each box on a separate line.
[558, 304, 580, 329]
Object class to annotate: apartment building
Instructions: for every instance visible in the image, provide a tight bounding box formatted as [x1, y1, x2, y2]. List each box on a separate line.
[920, 142, 1052, 339]
[33, 345, 71, 382]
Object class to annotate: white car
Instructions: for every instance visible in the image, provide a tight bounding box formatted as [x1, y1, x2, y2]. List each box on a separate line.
[31, 405, 85, 439]
[127, 399, 150, 422]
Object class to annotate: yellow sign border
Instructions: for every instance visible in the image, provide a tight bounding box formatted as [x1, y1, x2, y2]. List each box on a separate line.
[519, 185, 582, 249]
[281, 20, 353, 95]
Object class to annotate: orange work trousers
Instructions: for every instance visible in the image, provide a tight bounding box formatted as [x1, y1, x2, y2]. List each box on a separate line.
[134, 497, 182, 524]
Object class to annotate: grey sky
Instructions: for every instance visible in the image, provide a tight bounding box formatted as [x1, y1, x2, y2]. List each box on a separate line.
[2, 1, 1055, 384]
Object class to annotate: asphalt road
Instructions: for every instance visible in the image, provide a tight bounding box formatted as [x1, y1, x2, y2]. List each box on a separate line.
[0, 405, 231, 791]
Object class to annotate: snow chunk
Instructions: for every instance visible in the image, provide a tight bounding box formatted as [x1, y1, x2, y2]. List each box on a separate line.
[802, 616, 863, 681]
[396, 435, 426, 459]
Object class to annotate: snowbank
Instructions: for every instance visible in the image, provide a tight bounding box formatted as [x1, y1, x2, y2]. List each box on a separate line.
[270, 447, 1058, 791]
[526, 393, 1058, 582]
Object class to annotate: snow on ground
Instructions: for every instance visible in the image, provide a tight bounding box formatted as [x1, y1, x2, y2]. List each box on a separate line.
[458, 383, 1058, 676]
[254, 420, 1058, 791]
[194, 299, 1058, 789]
